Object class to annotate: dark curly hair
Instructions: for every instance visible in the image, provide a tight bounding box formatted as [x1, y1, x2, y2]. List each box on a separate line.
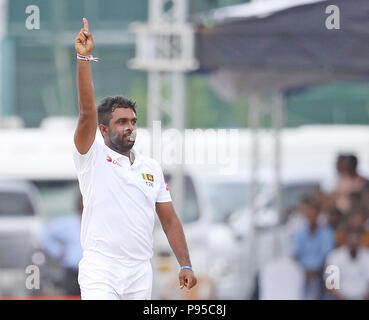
[97, 95, 137, 126]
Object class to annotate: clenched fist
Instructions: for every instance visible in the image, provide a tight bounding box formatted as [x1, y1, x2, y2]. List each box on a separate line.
[179, 268, 197, 292]
[75, 17, 93, 56]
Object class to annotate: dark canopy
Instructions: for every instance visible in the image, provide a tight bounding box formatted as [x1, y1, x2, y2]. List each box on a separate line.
[194, 0, 369, 98]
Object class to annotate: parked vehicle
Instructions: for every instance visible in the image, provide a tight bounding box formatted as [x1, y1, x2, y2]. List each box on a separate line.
[0, 180, 43, 297]
[152, 169, 258, 300]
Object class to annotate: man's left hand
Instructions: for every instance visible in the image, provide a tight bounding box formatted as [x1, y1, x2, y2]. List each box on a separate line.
[179, 269, 197, 291]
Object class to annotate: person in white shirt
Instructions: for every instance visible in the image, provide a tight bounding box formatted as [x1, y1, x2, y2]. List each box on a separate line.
[73, 18, 197, 300]
[325, 226, 369, 300]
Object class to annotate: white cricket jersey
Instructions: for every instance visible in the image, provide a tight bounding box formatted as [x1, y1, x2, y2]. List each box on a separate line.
[72, 139, 171, 262]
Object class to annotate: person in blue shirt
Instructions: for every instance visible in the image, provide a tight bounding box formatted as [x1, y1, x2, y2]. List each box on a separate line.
[292, 195, 335, 299]
[39, 194, 83, 295]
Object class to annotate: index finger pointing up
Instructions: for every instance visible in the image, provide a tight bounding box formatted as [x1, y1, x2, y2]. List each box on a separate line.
[83, 17, 89, 31]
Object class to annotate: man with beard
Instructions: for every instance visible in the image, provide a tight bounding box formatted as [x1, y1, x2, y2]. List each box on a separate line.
[73, 18, 197, 299]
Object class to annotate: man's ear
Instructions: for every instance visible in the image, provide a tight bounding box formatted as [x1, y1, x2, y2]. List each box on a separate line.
[99, 124, 108, 138]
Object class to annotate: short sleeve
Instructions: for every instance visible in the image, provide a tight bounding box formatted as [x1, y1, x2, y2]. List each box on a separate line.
[72, 140, 98, 173]
[156, 166, 172, 203]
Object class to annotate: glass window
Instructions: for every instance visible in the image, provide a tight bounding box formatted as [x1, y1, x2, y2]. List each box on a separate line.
[32, 180, 80, 220]
[182, 176, 200, 223]
[203, 182, 250, 223]
[274, 183, 320, 223]
[0, 192, 35, 217]
[0, 233, 33, 268]
[164, 174, 200, 223]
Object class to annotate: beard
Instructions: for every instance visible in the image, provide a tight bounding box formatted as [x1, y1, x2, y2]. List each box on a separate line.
[109, 130, 136, 153]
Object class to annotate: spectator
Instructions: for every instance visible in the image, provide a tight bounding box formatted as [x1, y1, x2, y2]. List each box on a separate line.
[334, 154, 367, 214]
[291, 195, 335, 299]
[326, 207, 344, 232]
[39, 194, 83, 295]
[314, 190, 335, 213]
[325, 226, 369, 300]
[348, 192, 362, 212]
[335, 208, 369, 248]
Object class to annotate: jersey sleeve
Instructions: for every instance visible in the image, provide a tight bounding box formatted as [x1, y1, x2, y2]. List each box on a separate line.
[72, 140, 98, 174]
[156, 165, 172, 203]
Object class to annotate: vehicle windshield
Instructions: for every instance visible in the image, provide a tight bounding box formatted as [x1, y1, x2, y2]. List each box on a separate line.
[203, 182, 251, 223]
[264, 182, 320, 223]
[0, 192, 35, 216]
[282, 184, 320, 210]
[32, 180, 80, 220]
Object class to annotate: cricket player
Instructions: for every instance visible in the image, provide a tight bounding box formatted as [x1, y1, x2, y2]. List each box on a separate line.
[73, 18, 197, 300]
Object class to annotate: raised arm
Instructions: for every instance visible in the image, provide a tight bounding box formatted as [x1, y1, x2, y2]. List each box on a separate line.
[74, 18, 97, 154]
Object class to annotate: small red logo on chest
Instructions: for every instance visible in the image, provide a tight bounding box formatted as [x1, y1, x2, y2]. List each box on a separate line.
[106, 154, 122, 167]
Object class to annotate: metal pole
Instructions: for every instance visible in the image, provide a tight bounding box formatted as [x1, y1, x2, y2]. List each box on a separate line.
[0, 0, 8, 121]
[170, 71, 186, 216]
[249, 94, 261, 215]
[52, 0, 74, 116]
[147, 0, 188, 215]
[248, 94, 262, 274]
[147, 72, 162, 132]
[132, 0, 192, 216]
[271, 91, 284, 258]
[168, 0, 187, 215]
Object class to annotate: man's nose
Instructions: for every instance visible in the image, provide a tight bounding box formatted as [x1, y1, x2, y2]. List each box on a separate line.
[126, 122, 134, 131]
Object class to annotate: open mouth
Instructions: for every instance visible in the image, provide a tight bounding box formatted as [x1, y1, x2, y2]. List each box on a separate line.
[127, 131, 136, 142]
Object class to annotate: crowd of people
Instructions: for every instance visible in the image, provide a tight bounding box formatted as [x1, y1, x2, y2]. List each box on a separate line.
[291, 154, 369, 300]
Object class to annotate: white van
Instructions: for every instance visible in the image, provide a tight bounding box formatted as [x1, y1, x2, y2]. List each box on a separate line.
[152, 169, 259, 300]
[0, 127, 79, 297]
[0, 180, 43, 296]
